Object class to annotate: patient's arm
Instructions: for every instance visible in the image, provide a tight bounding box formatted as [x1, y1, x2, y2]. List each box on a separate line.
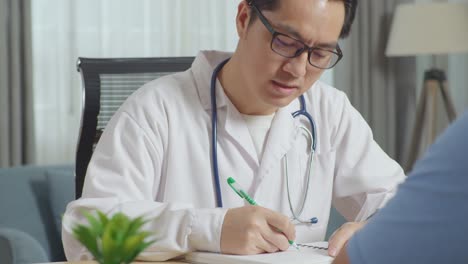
[332, 247, 350, 264]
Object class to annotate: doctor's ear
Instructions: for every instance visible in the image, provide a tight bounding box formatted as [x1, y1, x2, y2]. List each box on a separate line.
[236, 1, 253, 39]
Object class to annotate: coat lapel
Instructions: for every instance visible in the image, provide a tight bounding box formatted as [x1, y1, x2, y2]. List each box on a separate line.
[250, 101, 301, 196]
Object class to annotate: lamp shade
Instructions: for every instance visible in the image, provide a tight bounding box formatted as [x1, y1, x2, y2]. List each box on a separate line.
[386, 2, 468, 57]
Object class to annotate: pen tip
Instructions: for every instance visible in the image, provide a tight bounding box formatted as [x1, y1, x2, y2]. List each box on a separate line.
[290, 241, 300, 250]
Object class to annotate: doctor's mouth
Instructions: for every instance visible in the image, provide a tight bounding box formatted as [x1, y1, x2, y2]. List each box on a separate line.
[271, 80, 300, 96]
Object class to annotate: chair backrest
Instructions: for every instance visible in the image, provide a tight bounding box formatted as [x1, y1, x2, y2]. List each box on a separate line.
[75, 57, 195, 198]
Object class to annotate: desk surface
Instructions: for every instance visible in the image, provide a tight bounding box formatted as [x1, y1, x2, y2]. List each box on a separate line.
[43, 261, 185, 264]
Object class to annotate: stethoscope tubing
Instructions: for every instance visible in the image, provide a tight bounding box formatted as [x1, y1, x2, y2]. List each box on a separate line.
[210, 58, 318, 224]
[292, 95, 317, 151]
[210, 58, 230, 208]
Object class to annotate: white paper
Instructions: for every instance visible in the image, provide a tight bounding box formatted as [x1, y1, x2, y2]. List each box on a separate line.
[184, 242, 333, 264]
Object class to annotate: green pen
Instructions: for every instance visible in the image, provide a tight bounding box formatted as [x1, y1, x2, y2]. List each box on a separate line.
[227, 177, 299, 250]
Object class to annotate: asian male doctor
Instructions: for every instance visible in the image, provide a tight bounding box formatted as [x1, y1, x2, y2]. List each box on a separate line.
[63, 0, 405, 261]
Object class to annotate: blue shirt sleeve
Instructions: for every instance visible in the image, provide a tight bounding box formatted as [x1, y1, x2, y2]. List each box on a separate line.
[347, 111, 468, 264]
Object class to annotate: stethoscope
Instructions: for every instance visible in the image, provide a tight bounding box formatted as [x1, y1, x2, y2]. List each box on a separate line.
[210, 58, 318, 224]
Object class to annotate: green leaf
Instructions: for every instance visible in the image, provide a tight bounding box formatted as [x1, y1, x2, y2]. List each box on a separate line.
[82, 211, 104, 237]
[125, 216, 147, 237]
[72, 225, 101, 259]
[127, 239, 156, 263]
[97, 211, 109, 228]
[123, 238, 155, 264]
[121, 234, 145, 262]
[109, 213, 130, 248]
[102, 222, 119, 264]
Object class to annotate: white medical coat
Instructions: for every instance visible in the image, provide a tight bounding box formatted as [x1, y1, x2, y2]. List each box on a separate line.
[63, 50, 405, 261]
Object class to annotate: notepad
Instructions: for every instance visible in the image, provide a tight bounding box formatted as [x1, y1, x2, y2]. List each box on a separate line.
[184, 242, 333, 264]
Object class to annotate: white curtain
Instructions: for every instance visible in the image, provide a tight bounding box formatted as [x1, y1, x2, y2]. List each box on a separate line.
[31, 0, 241, 165]
[31, 0, 335, 165]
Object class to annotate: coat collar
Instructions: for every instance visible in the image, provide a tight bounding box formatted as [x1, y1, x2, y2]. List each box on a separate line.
[192, 50, 232, 111]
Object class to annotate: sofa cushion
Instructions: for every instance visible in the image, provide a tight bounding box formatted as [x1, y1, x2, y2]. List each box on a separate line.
[0, 166, 52, 260]
[0, 165, 73, 262]
[0, 228, 48, 264]
[46, 169, 75, 241]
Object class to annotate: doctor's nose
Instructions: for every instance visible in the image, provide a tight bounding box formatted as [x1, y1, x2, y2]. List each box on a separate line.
[282, 52, 308, 78]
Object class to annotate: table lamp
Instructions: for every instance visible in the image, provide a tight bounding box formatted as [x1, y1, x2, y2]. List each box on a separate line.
[386, 2, 468, 171]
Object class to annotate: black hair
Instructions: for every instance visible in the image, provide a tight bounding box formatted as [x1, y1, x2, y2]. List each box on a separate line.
[247, 0, 358, 38]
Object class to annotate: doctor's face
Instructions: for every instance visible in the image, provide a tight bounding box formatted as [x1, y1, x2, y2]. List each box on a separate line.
[235, 0, 345, 113]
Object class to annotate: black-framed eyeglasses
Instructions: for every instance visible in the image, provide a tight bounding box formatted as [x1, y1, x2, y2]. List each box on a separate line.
[249, 3, 343, 70]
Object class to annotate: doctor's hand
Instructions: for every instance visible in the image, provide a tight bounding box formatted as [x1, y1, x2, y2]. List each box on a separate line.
[220, 205, 296, 255]
[327, 221, 366, 257]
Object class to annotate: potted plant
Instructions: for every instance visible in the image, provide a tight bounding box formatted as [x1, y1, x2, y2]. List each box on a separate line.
[72, 211, 155, 264]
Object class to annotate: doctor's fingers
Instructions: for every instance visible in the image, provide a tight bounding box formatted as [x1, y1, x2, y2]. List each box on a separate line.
[264, 210, 296, 242]
[256, 232, 283, 253]
[260, 226, 291, 252]
[221, 206, 280, 254]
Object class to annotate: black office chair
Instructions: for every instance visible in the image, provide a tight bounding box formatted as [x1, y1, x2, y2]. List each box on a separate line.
[75, 57, 195, 198]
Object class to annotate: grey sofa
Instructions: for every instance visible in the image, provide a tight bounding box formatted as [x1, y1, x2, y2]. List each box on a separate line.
[0, 165, 74, 264]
